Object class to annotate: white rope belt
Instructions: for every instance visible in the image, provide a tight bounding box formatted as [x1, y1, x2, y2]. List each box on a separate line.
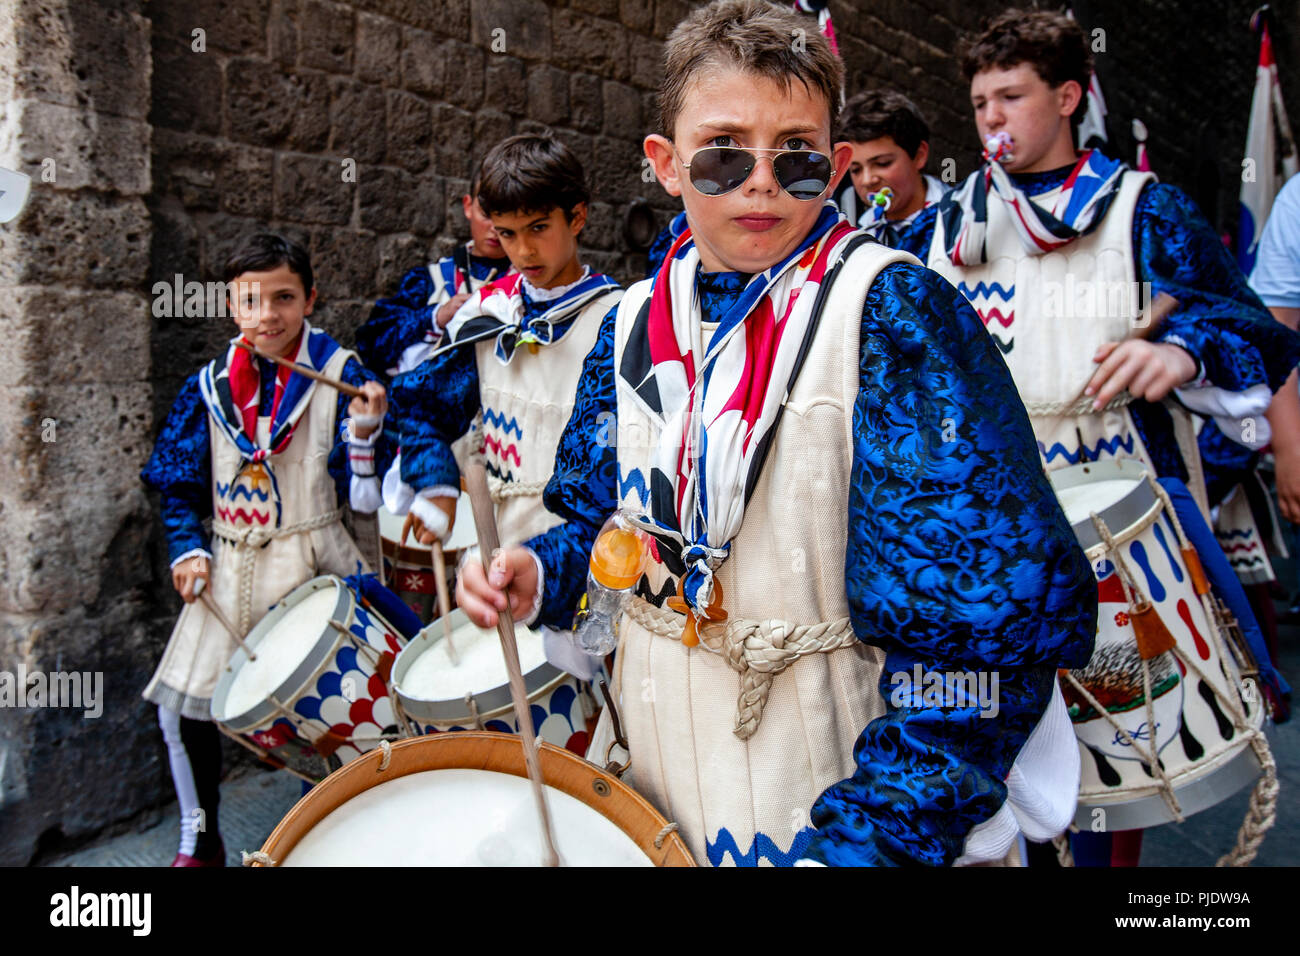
[623, 597, 859, 741]
[486, 475, 547, 500]
[211, 509, 345, 633]
[1022, 392, 1134, 417]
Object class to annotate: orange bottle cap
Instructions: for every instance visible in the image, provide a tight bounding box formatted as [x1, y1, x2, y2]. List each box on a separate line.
[590, 527, 645, 590]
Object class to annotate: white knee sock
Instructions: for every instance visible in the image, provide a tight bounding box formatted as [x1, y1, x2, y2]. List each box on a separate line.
[157, 704, 199, 856]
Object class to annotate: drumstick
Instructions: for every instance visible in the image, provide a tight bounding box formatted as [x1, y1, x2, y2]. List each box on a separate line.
[233, 339, 366, 399]
[193, 577, 258, 662]
[401, 513, 460, 664]
[431, 541, 461, 666]
[462, 455, 561, 867]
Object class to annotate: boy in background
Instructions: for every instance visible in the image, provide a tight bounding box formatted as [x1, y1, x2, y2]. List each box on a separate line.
[357, 171, 513, 378]
[395, 134, 622, 682]
[835, 89, 948, 245]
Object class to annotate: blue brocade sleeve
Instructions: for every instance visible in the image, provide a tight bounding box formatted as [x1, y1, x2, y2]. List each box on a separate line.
[526, 305, 621, 629]
[392, 342, 481, 493]
[1135, 182, 1300, 394]
[141, 372, 213, 564]
[803, 263, 1098, 867]
[355, 265, 437, 376]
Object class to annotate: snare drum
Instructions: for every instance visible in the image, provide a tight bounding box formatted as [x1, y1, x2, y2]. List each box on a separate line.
[252, 732, 695, 866]
[211, 576, 408, 779]
[1050, 459, 1267, 831]
[391, 609, 597, 756]
[378, 499, 478, 621]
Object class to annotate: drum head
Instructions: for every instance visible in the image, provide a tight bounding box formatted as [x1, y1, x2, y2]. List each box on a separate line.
[256, 733, 695, 867]
[391, 609, 560, 723]
[211, 577, 349, 727]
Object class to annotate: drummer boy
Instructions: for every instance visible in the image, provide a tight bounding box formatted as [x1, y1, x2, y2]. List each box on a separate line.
[141, 233, 395, 865]
[457, 0, 1098, 867]
[395, 133, 623, 681]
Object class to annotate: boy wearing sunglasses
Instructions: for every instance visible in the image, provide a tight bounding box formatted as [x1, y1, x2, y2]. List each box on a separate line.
[457, 0, 1097, 867]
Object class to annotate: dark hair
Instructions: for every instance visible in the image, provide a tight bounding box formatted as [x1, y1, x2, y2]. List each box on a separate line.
[475, 134, 590, 220]
[221, 232, 314, 293]
[658, 0, 844, 139]
[837, 90, 930, 156]
[959, 9, 1092, 128]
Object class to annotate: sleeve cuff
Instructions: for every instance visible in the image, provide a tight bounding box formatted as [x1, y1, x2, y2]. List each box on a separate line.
[349, 475, 383, 514]
[410, 493, 452, 542]
[169, 548, 213, 570]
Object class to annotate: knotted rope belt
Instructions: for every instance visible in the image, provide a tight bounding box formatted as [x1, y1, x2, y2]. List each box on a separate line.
[623, 597, 860, 741]
[212, 509, 344, 634]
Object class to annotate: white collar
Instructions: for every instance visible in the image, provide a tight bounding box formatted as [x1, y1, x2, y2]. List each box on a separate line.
[523, 264, 591, 302]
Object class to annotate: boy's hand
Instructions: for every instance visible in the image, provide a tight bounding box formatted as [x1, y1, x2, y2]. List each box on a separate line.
[348, 381, 387, 440]
[435, 291, 472, 330]
[403, 498, 458, 545]
[1085, 340, 1197, 410]
[457, 547, 539, 629]
[172, 556, 210, 604]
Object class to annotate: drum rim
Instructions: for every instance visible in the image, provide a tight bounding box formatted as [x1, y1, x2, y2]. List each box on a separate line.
[391, 608, 568, 722]
[1048, 458, 1157, 552]
[256, 732, 696, 867]
[213, 575, 397, 734]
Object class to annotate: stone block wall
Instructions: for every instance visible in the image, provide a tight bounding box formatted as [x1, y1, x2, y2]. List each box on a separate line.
[1, 0, 1297, 864]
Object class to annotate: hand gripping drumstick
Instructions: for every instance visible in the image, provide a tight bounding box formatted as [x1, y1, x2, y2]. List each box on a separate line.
[463, 455, 561, 867]
[233, 340, 366, 399]
[192, 576, 258, 662]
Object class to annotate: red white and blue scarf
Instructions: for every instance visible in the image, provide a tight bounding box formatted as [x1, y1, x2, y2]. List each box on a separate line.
[199, 322, 342, 524]
[436, 270, 620, 365]
[938, 148, 1128, 266]
[618, 204, 857, 617]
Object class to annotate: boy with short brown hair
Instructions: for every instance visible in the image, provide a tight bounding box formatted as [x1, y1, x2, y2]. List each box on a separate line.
[459, 0, 1097, 867]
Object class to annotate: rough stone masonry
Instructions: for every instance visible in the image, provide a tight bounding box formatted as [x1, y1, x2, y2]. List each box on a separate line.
[0, 0, 1296, 865]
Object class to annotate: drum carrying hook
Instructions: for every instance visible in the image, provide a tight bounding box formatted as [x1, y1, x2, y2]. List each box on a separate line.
[599, 679, 631, 778]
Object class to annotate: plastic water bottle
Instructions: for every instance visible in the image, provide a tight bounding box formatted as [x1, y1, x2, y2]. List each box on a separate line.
[573, 516, 647, 657]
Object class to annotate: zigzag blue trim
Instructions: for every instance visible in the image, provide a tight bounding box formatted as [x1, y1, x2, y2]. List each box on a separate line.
[992, 337, 1014, 355]
[1215, 529, 1256, 540]
[216, 481, 270, 502]
[1040, 432, 1135, 464]
[618, 464, 650, 507]
[482, 408, 523, 440]
[958, 280, 1014, 301]
[706, 826, 815, 867]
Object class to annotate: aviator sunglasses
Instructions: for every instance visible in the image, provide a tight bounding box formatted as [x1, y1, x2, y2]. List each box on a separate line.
[677, 145, 834, 201]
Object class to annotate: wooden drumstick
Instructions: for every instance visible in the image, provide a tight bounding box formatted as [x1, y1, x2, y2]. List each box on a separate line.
[193, 577, 258, 662]
[462, 455, 561, 867]
[402, 513, 459, 664]
[431, 541, 460, 666]
[233, 340, 366, 399]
